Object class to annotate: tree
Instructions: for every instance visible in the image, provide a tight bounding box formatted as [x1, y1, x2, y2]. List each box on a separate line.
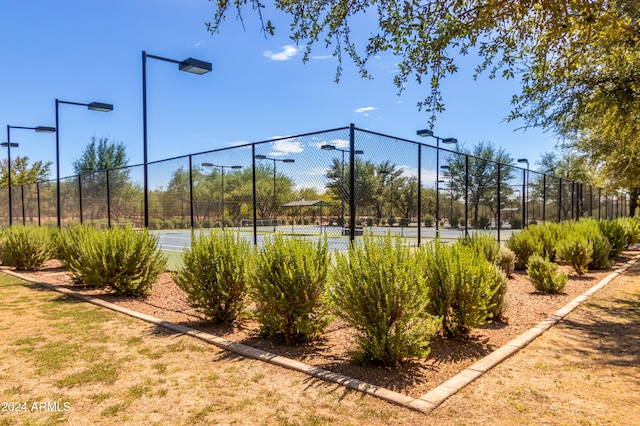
[444, 141, 514, 228]
[533, 150, 595, 220]
[73, 136, 129, 173]
[0, 156, 51, 187]
[207, 1, 638, 126]
[72, 137, 132, 223]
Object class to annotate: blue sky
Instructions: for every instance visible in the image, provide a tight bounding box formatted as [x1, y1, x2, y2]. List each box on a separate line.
[1, 0, 559, 180]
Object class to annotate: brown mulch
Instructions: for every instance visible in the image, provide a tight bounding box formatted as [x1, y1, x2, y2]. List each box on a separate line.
[7, 250, 638, 399]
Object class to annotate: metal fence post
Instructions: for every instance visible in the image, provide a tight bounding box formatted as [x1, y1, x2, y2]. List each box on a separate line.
[521, 167, 526, 228]
[252, 144, 258, 245]
[465, 154, 469, 236]
[417, 144, 422, 246]
[497, 163, 501, 243]
[21, 185, 26, 226]
[78, 175, 83, 224]
[37, 182, 41, 226]
[558, 178, 562, 222]
[189, 155, 194, 229]
[106, 170, 111, 228]
[542, 174, 546, 223]
[598, 187, 602, 220]
[349, 123, 356, 242]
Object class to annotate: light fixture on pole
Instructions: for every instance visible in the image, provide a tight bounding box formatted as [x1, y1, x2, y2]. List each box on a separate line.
[142, 51, 212, 228]
[4, 125, 56, 226]
[417, 129, 457, 238]
[55, 99, 113, 228]
[201, 162, 242, 227]
[320, 144, 364, 227]
[254, 154, 294, 232]
[517, 158, 529, 227]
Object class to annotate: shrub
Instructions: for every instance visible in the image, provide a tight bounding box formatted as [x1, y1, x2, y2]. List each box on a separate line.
[0, 226, 53, 271]
[477, 216, 491, 229]
[617, 217, 640, 247]
[450, 215, 460, 229]
[510, 214, 523, 230]
[458, 232, 500, 264]
[506, 230, 544, 270]
[399, 217, 410, 227]
[575, 221, 614, 270]
[54, 225, 98, 271]
[598, 219, 627, 257]
[526, 255, 568, 294]
[587, 230, 614, 269]
[250, 234, 329, 343]
[420, 242, 500, 338]
[488, 266, 509, 321]
[527, 223, 563, 261]
[65, 227, 167, 296]
[172, 231, 251, 323]
[556, 233, 593, 275]
[498, 247, 516, 278]
[387, 217, 396, 226]
[424, 216, 434, 227]
[330, 233, 440, 365]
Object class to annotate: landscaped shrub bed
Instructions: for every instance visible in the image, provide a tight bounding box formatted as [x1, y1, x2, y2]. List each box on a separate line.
[6, 217, 640, 398]
[1, 216, 639, 369]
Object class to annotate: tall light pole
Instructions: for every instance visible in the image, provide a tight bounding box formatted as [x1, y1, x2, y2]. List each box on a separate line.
[517, 158, 529, 228]
[55, 99, 113, 228]
[320, 144, 364, 227]
[4, 125, 56, 226]
[254, 155, 294, 232]
[142, 51, 212, 228]
[417, 129, 457, 238]
[201, 162, 241, 227]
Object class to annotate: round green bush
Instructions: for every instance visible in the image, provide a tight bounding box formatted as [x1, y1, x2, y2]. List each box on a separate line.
[250, 234, 329, 343]
[172, 231, 251, 323]
[0, 225, 53, 271]
[526, 254, 568, 294]
[331, 232, 440, 365]
[556, 233, 593, 276]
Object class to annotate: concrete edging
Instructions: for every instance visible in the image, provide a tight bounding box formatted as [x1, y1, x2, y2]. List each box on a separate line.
[3, 253, 638, 414]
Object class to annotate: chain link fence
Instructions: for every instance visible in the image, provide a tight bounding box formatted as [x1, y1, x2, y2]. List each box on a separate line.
[0, 125, 630, 246]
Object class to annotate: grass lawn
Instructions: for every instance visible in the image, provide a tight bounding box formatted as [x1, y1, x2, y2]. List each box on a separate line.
[0, 273, 425, 425]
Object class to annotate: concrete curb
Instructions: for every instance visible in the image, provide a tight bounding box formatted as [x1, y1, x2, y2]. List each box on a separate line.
[2, 253, 638, 414]
[416, 254, 640, 412]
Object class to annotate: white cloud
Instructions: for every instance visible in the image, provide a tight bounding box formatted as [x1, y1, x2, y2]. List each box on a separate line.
[294, 181, 327, 193]
[306, 167, 329, 176]
[263, 45, 300, 61]
[311, 54, 334, 60]
[355, 106, 376, 114]
[270, 139, 304, 155]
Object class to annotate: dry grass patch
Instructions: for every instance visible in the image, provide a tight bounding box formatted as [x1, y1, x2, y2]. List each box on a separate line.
[0, 273, 425, 425]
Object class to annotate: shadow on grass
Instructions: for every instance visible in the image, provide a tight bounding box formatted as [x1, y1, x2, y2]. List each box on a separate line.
[557, 269, 640, 377]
